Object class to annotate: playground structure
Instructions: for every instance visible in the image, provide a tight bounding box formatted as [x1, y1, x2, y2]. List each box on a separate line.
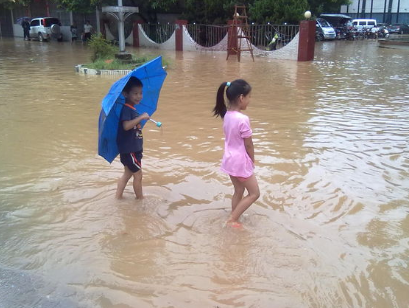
[226, 5, 254, 62]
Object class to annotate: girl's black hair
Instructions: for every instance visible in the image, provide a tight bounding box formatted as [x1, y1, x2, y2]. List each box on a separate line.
[123, 76, 143, 93]
[213, 79, 252, 118]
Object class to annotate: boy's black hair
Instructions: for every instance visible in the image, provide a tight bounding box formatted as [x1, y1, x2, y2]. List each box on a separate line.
[123, 77, 143, 93]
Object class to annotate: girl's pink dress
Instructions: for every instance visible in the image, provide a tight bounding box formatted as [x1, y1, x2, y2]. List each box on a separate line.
[221, 111, 254, 178]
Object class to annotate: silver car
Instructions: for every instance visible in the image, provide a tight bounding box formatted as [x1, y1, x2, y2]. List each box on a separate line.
[316, 18, 336, 40]
[29, 17, 63, 42]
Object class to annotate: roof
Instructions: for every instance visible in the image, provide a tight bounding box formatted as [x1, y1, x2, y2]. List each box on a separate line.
[320, 14, 352, 19]
[319, 14, 352, 26]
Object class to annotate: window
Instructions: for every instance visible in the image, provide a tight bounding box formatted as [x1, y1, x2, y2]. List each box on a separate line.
[30, 20, 40, 27]
[320, 20, 331, 27]
[44, 18, 61, 27]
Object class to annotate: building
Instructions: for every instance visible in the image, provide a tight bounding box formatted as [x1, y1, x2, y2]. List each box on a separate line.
[340, 0, 409, 24]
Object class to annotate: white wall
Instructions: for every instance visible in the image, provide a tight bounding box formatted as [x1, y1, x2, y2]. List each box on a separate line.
[341, 0, 409, 14]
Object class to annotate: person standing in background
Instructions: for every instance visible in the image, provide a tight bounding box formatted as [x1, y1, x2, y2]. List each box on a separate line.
[83, 20, 93, 43]
[70, 23, 78, 43]
[22, 18, 30, 41]
[70, 22, 78, 44]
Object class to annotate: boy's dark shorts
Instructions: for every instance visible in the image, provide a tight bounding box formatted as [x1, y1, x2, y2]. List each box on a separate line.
[120, 152, 142, 173]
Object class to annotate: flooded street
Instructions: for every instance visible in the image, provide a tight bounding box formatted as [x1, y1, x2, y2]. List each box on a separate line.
[0, 37, 408, 308]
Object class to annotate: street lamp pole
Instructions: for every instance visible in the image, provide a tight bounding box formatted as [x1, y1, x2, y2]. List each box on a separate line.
[102, 1, 138, 54]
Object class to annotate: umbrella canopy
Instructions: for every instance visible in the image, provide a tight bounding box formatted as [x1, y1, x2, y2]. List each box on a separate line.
[98, 56, 167, 163]
[16, 17, 31, 25]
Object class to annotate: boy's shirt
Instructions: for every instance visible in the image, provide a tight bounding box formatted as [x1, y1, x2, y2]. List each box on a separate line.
[117, 105, 143, 154]
[84, 24, 93, 33]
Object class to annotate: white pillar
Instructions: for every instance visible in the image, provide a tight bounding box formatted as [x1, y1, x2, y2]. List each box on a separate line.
[118, 17, 125, 52]
[10, 9, 14, 37]
[102, 3, 138, 54]
[118, 0, 125, 52]
[95, 6, 100, 34]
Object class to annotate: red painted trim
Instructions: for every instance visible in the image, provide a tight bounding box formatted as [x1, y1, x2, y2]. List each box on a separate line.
[175, 20, 188, 51]
[133, 21, 142, 48]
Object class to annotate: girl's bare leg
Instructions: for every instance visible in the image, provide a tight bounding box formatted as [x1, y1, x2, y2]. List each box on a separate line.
[227, 174, 260, 224]
[230, 175, 245, 212]
[116, 166, 133, 199]
[132, 170, 143, 199]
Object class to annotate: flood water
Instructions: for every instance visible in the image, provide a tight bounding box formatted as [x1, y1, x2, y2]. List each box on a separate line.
[0, 37, 408, 308]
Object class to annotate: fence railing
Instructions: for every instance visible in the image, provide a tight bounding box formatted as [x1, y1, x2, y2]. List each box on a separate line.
[185, 24, 229, 47]
[248, 24, 299, 50]
[139, 23, 299, 50]
[141, 23, 175, 44]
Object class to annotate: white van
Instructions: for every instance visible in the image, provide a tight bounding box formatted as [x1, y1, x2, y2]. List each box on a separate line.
[352, 19, 377, 30]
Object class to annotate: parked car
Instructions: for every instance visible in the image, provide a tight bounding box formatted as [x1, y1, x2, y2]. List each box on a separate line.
[319, 14, 352, 40]
[29, 17, 63, 42]
[316, 18, 336, 40]
[352, 19, 377, 30]
[387, 24, 409, 34]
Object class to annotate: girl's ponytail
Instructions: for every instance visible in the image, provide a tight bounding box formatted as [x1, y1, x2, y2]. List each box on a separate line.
[213, 79, 251, 119]
[213, 82, 228, 118]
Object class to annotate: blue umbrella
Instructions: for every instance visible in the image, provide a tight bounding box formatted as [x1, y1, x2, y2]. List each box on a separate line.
[16, 17, 31, 25]
[98, 56, 167, 163]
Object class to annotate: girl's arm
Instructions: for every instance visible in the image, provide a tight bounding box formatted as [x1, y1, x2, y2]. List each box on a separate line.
[244, 137, 255, 163]
[122, 112, 150, 131]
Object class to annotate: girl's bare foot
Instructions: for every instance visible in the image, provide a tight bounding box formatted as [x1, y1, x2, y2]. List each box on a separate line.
[225, 220, 243, 229]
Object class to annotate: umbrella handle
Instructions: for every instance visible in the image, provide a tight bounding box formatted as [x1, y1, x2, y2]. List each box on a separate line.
[149, 118, 162, 127]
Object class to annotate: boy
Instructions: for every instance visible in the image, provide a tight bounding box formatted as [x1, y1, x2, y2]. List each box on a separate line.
[116, 77, 150, 199]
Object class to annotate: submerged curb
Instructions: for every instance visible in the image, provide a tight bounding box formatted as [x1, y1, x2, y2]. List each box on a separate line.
[75, 64, 132, 75]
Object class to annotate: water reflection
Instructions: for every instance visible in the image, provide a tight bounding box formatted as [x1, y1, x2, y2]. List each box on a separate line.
[0, 38, 408, 308]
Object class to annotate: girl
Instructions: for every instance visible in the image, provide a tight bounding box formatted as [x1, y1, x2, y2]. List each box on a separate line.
[213, 79, 260, 228]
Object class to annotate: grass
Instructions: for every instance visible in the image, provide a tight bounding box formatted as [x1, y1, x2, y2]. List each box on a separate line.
[84, 55, 171, 71]
[86, 35, 170, 70]
[85, 55, 152, 70]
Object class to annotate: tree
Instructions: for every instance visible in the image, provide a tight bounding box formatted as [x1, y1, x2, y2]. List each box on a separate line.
[0, 0, 31, 8]
[55, 0, 101, 13]
[125, 0, 181, 23]
[181, 0, 240, 24]
[52, 0, 181, 22]
[148, 0, 178, 11]
[249, 0, 308, 24]
[5, 0, 350, 24]
[307, 0, 350, 16]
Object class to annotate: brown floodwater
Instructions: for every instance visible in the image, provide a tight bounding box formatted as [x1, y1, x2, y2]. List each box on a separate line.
[0, 37, 408, 308]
